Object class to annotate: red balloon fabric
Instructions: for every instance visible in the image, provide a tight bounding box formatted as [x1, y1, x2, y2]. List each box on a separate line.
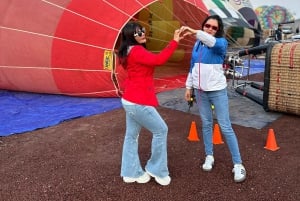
[0, 0, 208, 97]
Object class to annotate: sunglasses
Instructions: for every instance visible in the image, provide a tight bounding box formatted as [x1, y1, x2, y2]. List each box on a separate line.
[204, 24, 218, 31]
[134, 27, 146, 37]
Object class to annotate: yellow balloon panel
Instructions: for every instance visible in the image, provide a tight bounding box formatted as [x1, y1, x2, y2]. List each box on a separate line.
[169, 49, 185, 62]
[138, 20, 185, 62]
[138, 0, 174, 21]
[138, 8, 151, 21]
[146, 20, 180, 50]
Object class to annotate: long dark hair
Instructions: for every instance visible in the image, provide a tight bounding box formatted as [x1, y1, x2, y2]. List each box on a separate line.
[201, 15, 224, 38]
[117, 21, 145, 68]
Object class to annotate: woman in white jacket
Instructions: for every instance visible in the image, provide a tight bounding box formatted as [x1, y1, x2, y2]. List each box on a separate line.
[181, 15, 246, 183]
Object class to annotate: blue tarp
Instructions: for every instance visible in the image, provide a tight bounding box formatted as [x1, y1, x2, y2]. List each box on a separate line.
[0, 90, 122, 136]
[239, 59, 265, 75]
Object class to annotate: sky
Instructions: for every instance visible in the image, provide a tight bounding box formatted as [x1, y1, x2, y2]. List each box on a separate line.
[250, 0, 300, 19]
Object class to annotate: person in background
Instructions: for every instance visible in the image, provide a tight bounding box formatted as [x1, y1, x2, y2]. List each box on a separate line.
[180, 15, 246, 183]
[117, 21, 184, 186]
[275, 24, 282, 41]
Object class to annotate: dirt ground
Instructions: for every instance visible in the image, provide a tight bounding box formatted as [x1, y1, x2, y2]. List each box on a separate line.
[1, 73, 300, 201]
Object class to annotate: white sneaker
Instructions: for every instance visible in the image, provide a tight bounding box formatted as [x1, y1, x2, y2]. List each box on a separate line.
[232, 164, 246, 183]
[202, 155, 214, 171]
[123, 172, 150, 183]
[146, 170, 171, 186]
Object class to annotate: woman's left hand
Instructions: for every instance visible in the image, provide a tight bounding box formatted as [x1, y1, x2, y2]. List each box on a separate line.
[180, 26, 197, 37]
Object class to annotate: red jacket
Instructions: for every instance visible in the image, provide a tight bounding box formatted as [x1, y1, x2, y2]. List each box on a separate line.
[122, 40, 178, 106]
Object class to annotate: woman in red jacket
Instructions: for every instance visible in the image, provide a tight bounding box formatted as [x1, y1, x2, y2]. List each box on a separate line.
[117, 21, 183, 186]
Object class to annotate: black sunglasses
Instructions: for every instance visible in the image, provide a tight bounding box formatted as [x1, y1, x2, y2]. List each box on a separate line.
[134, 27, 146, 37]
[204, 23, 218, 31]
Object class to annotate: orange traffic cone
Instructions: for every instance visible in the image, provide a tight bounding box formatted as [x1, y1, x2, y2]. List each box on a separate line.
[213, 123, 224, 144]
[264, 128, 280, 151]
[187, 121, 200, 141]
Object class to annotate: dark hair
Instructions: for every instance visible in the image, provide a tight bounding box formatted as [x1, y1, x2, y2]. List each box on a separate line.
[201, 15, 224, 38]
[117, 21, 145, 68]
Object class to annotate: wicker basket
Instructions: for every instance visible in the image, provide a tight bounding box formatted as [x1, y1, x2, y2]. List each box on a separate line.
[263, 41, 300, 115]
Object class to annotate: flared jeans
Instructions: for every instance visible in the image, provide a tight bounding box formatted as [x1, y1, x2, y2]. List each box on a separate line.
[121, 99, 169, 178]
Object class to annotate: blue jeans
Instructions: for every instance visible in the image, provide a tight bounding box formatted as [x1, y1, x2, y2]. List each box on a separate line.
[195, 88, 242, 165]
[121, 99, 169, 178]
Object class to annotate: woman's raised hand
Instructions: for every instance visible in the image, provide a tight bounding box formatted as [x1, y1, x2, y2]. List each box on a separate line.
[180, 26, 197, 37]
[173, 29, 185, 42]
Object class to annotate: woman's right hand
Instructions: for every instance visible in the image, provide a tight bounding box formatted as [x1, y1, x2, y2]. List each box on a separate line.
[185, 89, 192, 101]
[173, 29, 184, 42]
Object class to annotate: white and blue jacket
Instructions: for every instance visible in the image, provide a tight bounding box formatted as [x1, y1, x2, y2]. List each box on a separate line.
[185, 31, 228, 91]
